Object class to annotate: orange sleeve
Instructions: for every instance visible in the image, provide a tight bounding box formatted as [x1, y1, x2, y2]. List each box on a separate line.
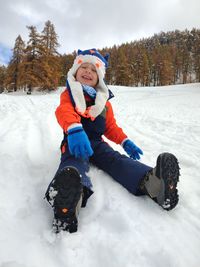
[104, 101, 127, 144]
[55, 89, 81, 132]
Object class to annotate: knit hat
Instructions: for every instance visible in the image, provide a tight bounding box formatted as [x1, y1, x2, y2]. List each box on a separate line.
[69, 48, 109, 78]
[67, 49, 110, 120]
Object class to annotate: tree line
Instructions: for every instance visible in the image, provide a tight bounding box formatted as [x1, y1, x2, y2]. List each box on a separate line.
[104, 28, 200, 86]
[0, 23, 200, 92]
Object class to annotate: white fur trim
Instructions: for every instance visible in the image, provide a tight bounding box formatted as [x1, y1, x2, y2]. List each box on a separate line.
[67, 74, 86, 114]
[67, 123, 82, 131]
[121, 138, 129, 146]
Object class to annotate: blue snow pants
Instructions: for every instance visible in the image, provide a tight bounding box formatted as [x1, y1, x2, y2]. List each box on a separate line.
[55, 139, 152, 196]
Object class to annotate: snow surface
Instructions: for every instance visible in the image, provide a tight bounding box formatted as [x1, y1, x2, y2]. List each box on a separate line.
[0, 84, 200, 267]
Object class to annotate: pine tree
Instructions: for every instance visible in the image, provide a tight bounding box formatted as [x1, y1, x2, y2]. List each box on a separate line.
[41, 20, 59, 55]
[40, 20, 61, 90]
[105, 45, 118, 85]
[22, 26, 42, 93]
[139, 47, 150, 86]
[5, 35, 25, 91]
[191, 29, 200, 82]
[115, 46, 131, 86]
[179, 31, 192, 84]
[131, 44, 144, 86]
[59, 52, 75, 85]
[0, 65, 6, 92]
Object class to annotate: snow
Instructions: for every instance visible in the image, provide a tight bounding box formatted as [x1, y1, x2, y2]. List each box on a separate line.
[0, 83, 200, 267]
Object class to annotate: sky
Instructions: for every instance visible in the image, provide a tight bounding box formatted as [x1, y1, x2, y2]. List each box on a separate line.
[0, 0, 199, 65]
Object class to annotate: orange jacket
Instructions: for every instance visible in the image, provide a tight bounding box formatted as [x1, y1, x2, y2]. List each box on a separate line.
[55, 89, 127, 145]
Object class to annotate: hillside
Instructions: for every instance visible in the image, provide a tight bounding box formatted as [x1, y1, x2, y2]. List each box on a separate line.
[0, 84, 200, 267]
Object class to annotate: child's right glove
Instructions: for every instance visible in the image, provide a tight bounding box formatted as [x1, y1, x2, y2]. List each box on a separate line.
[122, 139, 143, 160]
[67, 126, 94, 160]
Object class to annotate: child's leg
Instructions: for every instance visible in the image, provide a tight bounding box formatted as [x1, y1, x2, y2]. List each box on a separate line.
[57, 147, 94, 207]
[140, 153, 180, 210]
[90, 141, 152, 195]
[46, 142, 93, 201]
[49, 167, 83, 233]
[91, 142, 180, 210]
[45, 143, 93, 233]
[58, 142, 93, 190]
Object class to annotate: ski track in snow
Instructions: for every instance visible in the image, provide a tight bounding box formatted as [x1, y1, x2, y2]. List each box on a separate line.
[0, 84, 200, 267]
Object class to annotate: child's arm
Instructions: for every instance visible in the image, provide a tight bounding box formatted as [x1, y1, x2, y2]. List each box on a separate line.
[55, 89, 93, 159]
[104, 101, 127, 144]
[55, 89, 81, 132]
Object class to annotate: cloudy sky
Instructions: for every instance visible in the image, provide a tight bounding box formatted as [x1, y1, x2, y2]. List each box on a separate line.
[0, 0, 199, 65]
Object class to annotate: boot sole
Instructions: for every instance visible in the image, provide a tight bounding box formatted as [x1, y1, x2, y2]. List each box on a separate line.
[155, 153, 180, 211]
[52, 167, 83, 233]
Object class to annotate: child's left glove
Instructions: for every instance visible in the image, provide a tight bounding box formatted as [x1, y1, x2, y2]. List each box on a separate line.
[122, 139, 143, 160]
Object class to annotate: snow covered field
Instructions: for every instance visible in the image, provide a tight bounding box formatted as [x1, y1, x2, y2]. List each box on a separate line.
[0, 83, 200, 267]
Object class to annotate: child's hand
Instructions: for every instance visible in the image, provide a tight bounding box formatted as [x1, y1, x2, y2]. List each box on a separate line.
[67, 126, 94, 160]
[122, 139, 143, 160]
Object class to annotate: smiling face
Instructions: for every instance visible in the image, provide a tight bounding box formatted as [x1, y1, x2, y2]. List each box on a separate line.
[75, 63, 98, 88]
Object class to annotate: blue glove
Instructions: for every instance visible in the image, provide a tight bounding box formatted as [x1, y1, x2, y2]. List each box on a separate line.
[123, 139, 143, 160]
[67, 126, 94, 160]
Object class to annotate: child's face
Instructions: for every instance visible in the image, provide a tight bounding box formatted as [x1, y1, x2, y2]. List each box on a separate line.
[76, 63, 98, 88]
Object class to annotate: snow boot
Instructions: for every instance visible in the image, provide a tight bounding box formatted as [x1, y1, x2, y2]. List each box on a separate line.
[140, 152, 180, 211]
[47, 167, 83, 233]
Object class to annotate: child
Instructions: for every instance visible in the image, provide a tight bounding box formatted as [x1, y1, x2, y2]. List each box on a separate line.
[45, 48, 180, 233]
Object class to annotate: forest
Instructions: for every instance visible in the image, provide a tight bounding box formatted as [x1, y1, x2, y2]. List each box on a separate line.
[0, 20, 200, 93]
